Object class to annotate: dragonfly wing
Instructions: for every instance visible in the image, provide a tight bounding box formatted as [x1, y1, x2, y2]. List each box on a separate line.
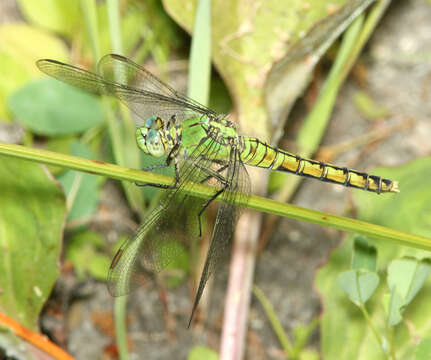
[189, 147, 251, 325]
[97, 54, 218, 125]
[37, 59, 113, 96]
[107, 204, 165, 296]
[107, 135, 227, 297]
[37, 55, 219, 127]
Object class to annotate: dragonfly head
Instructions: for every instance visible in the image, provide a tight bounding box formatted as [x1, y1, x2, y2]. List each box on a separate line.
[136, 116, 168, 157]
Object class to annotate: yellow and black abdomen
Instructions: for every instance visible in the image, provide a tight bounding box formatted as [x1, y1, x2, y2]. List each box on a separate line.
[240, 137, 399, 194]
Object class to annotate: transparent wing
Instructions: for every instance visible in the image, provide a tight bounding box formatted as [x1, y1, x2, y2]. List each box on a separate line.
[107, 135, 228, 297]
[188, 147, 251, 325]
[37, 54, 218, 126]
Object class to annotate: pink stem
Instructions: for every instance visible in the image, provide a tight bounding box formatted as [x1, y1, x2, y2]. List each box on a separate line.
[219, 176, 265, 359]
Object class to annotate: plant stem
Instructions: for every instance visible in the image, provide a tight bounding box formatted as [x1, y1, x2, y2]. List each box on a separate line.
[114, 296, 129, 360]
[253, 285, 293, 357]
[359, 303, 394, 360]
[80, 0, 101, 60]
[0, 142, 430, 252]
[107, 0, 123, 54]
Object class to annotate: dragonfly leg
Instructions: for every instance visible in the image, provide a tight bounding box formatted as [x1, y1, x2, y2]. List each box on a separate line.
[196, 164, 229, 237]
[136, 161, 180, 189]
[197, 187, 226, 237]
[135, 145, 180, 188]
[197, 163, 228, 184]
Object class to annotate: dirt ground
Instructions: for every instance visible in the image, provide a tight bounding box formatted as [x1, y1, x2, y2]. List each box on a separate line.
[1, 0, 431, 359]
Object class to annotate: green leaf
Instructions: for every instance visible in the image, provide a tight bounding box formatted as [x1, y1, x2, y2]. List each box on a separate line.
[0, 23, 68, 74]
[355, 157, 431, 252]
[0, 52, 31, 121]
[17, 0, 80, 37]
[57, 142, 99, 222]
[0, 23, 68, 121]
[415, 337, 431, 360]
[383, 289, 405, 326]
[317, 157, 431, 359]
[8, 78, 105, 136]
[387, 258, 431, 306]
[159, 241, 190, 288]
[88, 254, 111, 281]
[352, 235, 377, 271]
[66, 230, 110, 281]
[337, 270, 379, 304]
[164, 0, 373, 138]
[187, 346, 218, 360]
[0, 156, 66, 330]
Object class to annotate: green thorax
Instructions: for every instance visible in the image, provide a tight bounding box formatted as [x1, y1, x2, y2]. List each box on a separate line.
[179, 116, 238, 160]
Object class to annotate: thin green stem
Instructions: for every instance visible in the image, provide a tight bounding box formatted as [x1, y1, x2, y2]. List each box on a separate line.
[80, 0, 101, 60]
[296, 18, 363, 156]
[359, 304, 394, 360]
[278, 15, 365, 202]
[66, 173, 83, 212]
[338, 0, 391, 82]
[114, 296, 128, 360]
[107, 0, 123, 55]
[80, 0, 144, 214]
[277, 1, 391, 202]
[386, 322, 396, 360]
[253, 285, 293, 356]
[104, 0, 144, 214]
[187, 0, 211, 105]
[187, 0, 212, 327]
[0, 142, 430, 252]
[102, 99, 141, 213]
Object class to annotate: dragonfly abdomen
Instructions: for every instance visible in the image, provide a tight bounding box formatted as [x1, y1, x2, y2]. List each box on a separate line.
[240, 137, 399, 194]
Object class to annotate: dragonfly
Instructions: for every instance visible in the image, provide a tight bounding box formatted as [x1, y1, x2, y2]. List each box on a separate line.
[37, 54, 399, 325]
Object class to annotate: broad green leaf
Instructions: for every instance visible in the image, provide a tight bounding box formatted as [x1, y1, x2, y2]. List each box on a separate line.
[0, 23, 68, 76]
[337, 270, 379, 304]
[0, 52, 31, 121]
[163, 0, 372, 140]
[66, 230, 110, 281]
[415, 338, 431, 360]
[317, 158, 431, 359]
[188, 346, 218, 360]
[17, 0, 80, 37]
[0, 24, 67, 120]
[354, 158, 431, 257]
[8, 78, 105, 136]
[0, 156, 66, 330]
[57, 142, 99, 222]
[387, 258, 431, 306]
[352, 236, 377, 271]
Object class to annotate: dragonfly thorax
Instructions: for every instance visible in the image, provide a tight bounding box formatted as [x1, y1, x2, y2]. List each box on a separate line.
[135, 116, 170, 157]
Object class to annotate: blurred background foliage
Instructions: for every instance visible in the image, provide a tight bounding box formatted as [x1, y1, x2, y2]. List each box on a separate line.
[0, 0, 431, 359]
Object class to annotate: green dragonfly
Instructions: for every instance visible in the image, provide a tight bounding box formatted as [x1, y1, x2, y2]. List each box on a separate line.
[37, 54, 399, 325]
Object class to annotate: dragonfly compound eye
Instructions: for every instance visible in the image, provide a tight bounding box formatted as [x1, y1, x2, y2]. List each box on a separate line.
[144, 115, 164, 130]
[145, 129, 167, 157]
[135, 127, 149, 153]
